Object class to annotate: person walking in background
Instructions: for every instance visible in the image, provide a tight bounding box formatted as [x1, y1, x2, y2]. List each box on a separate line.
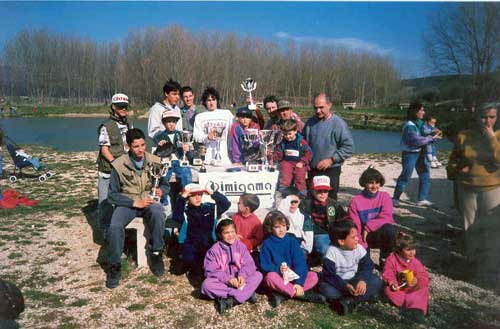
[304, 93, 354, 200]
[392, 102, 438, 207]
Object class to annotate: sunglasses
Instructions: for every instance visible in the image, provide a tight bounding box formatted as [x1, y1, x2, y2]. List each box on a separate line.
[290, 200, 300, 204]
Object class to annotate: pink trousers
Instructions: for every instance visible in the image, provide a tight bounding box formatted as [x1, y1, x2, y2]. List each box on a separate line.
[263, 271, 318, 298]
[384, 285, 429, 314]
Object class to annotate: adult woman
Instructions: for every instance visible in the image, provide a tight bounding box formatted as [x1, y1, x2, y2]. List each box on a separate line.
[193, 87, 234, 165]
[447, 102, 500, 260]
[392, 102, 439, 207]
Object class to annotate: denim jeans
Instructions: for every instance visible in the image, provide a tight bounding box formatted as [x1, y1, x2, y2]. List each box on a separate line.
[0, 150, 3, 176]
[107, 203, 165, 266]
[393, 151, 430, 202]
[314, 234, 331, 256]
[318, 273, 382, 302]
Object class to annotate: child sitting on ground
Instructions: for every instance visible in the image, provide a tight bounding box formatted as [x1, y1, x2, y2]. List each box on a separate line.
[153, 110, 193, 190]
[273, 119, 312, 198]
[172, 183, 231, 278]
[201, 219, 263, 314]
[259, 210, 325, 308]
[301, 176, 346, 257]
[230, 107, 261, 165]
[232, 193, 264, 254]
[319, 220, 383, 315]
[382, 232, 429, 324]
[278, 189, 314, 256]
[348, 166, 397, 269]
[422, 115, 443, 168]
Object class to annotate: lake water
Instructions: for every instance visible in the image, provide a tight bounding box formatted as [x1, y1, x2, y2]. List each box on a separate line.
[0, 117, 452, 153]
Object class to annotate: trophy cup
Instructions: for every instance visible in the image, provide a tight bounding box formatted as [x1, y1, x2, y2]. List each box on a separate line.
[160, 156, 171, 170]
[243, 128, 260, 172]
[259, 130, 275, 171]
[149, 163, 168, 202]
[241, 78, 257, 110]
[268, 130, 282, 172]
[199, 144, 207, 173]
[212, 126, 226, 166]
[180, 131, 193, 167]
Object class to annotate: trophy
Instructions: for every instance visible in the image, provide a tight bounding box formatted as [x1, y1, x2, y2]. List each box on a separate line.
[241, 78, 257, 110]
[180, 131, 193, 167]
[259, 130, 282, 171]
[149, 163, 168, 202]
[212, 126, 226, 166]
[198, 144, 207, 173]
[242, 128, 260, 172]
[160, 156, 171, 170]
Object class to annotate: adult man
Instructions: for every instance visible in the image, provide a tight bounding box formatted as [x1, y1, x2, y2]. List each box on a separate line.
[263, 96, 304, 132]
[148, 79, 183, 139]
[180, 86, 202, 132]
[106, 128, 168, 288]
[276, 100, 305, 132]
[304, 93, 354, 200]
[263, 95, 280, 130]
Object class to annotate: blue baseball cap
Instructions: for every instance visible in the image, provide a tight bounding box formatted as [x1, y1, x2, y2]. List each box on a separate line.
[236, 107, 253, 118]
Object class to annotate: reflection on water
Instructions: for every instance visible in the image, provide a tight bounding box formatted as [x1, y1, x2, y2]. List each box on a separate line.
[0, 117, 452, 153]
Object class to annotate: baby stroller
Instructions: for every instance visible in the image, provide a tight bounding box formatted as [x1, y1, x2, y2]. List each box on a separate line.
[5, 136, 55, 183]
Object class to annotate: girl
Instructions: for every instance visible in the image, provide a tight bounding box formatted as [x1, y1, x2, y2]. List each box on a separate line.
[259, 210, 325, 307]
[348, 166, 396, 268]
[382, 233, 429, 324]
[278, 192, 314, 256]
[201, 219, 263, 314]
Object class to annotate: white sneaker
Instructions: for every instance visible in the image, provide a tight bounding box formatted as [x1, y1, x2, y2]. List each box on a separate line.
[430, 161, 439, 168]
[392, 199, 400, 207]
[417, 200, 433, 207]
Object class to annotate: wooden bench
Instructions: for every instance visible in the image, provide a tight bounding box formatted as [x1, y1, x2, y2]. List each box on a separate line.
[126, 217, 148, 268]
[399, 103, 410, 110]
[342, 102, 357, 109]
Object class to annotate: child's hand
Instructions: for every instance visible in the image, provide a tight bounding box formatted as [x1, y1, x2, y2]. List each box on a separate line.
[295, 162, 304, 168]
[355, 280, 367, 295]
[158, 140, 166, 146]
[233, 162, 242, 166]
[362, 230, 368, 243]
[228, 278, 239, 288]
[237, 276, 245, 288]
[280, 264, 288, 275]
[390, 284, 400, 291]
[235, 234, 243, 240]
[346, 284, 357, 296]
[181, 189, 191, 198]
[182, 143, 190, 152]
[293, 284, 304, 297]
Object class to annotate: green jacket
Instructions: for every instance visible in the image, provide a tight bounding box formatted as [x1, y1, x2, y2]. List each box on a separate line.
[97, 119, 132, 173]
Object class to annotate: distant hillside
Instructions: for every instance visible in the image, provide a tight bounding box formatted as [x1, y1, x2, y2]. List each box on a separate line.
[402, 74, 472, 91]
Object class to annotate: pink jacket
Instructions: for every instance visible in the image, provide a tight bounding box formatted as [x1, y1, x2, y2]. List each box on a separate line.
[382, 252, 429, 290]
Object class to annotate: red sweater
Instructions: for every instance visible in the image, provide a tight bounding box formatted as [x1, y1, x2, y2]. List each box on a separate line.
[232, 213, 264, 252]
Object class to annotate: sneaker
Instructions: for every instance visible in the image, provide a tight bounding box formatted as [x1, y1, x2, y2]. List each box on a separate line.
[430, 161, 439, 168]
[216, 296, 235, 314]
[248, 292, 258, 304]
[150, 252, 165, 277]
[105, 265, 121, 289]
[331, 297, 357, 316]
[416, 200, 433, 207]
[392, 199, 400, 207]
[269, 292, 288, 308]
[298, 290, 326, 304]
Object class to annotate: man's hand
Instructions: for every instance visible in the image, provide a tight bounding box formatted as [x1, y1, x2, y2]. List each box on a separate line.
[316, 158, 334, 170]
[228, 278, 239, 288]
[158, 140, 167, 146]
[296, 162, 304, 169]
[355, 280, 367, 295]
[293, 284, 304, 297]
[151, 187, 162, 199]
[207, 128, 217, 140]
[133, 197, 154, 209]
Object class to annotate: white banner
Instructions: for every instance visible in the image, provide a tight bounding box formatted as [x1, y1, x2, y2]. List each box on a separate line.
[198, 170, 279, 213]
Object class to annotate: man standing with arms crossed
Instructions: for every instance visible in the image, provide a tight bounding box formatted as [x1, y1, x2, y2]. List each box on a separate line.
[304, 93, 354, 200]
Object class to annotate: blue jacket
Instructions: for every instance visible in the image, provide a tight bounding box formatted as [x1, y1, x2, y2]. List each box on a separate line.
[259, 233, 308, 286]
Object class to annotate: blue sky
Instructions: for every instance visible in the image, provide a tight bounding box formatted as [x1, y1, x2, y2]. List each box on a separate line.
[0, 1, 451, 78]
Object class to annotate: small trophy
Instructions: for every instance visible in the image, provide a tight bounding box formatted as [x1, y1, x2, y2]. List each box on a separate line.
[149, 163, 168, 202]
[160, 156, 171, 170]
[241, 78, 257, 110]
[212, 126, 226, 166]
[259, 130, 275, 171]
[180, 131, 193, 167]
[243, 128, 260, 172]
[199, 144, 207, 173]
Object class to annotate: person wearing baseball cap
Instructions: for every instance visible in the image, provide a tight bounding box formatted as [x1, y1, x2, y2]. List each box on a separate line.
[301, 175, 347, 256]
[230, 106, 261, 165]
[148, 79, 183, 139]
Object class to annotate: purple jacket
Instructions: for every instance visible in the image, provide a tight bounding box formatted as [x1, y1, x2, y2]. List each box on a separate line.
[348, 190, 395, 249]
[203, 239, 258, 284]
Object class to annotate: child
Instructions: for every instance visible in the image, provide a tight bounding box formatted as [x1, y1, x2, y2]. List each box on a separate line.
[422, 115, 442, 168]
[273, 119, 312, 198]
[232, 193, 264, 253]
[278, 191, 314, 256]
[301, 176, 347, 257]
[348, 166, 397, 268]
[153, 110, 193, 189]
[382, 232, 429, 324]
[14, 147, 41, 170]
[172, 183, 231, 277]
[259, 210, 325, 307]
[318, 220, 383, 315]
[230, 107, 261, 165]
[201, 219, 263, 314]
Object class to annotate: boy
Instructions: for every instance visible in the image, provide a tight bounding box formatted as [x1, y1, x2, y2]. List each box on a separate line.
[422, 115, 442, 168]
[319, 220, 382, 315]
[180, 86, 202, 132]
[172, 182, 231, 278]
[301, 176, 347, 257]
[274, 119, 312, 198]
[232, 193, 264, 253]
[148, 79, 183, 139]
[230, 107, 260, 165]
[153, 110, 193, 189]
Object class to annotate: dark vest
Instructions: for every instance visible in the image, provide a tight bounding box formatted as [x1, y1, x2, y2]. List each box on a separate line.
[97, 119, 132, 173]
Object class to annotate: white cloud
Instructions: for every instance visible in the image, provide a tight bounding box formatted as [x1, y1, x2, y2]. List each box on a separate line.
[273, 32, 393, 55]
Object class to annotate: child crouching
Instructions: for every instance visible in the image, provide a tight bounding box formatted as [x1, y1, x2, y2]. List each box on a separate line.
[382, 232, 429, 324]
[319, 220, 382, 315]
[201, 219, 263, 314]
[259, 210, 325, 307]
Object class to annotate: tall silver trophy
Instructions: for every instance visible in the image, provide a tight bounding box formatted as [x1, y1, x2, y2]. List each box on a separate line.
[241, 78, 257, 110]
[149, 163, 168, 202]
[259, 130, 282, 171]
[243, 128, 260, 172]
[212, 126, 226, 166]
[180, 131, 193, 167]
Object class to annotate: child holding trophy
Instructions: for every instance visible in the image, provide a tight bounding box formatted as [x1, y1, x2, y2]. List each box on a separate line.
[230, 106, 261, 166]
[382, 232, 429, 324]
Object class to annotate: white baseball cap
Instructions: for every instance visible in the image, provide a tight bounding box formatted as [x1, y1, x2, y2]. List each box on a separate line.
[162, 110, 181, 120]
[313, 175, 332, 191]
[111, 93, 129, 107]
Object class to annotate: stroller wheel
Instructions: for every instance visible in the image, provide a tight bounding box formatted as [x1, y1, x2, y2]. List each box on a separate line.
[46, 171, 53, 178]
[9, 175, 17, 183]
[39, 175, 47, 183]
